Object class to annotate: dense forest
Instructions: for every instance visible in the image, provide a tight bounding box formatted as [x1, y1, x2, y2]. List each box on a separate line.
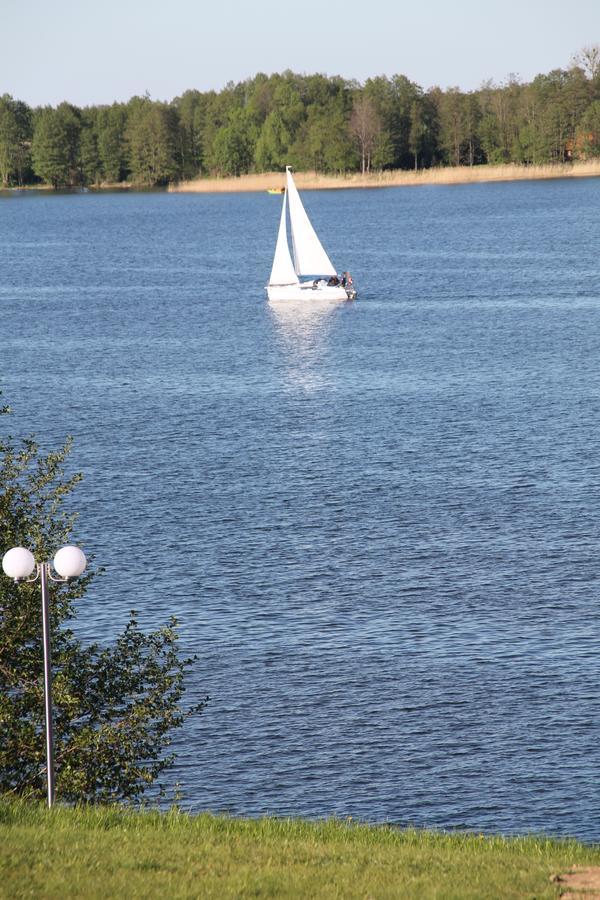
[1, 47, 600, 188]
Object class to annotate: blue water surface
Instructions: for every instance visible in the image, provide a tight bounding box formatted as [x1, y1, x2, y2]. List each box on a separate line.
[1, 177, 599, 839]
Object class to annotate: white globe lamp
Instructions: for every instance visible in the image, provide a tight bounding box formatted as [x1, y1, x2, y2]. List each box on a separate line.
[1, 541, 88, 808]
[53, 546, 87, 579]
[2, 547, 36, 580]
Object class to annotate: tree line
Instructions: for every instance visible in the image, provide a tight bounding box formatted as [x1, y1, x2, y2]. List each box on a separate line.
[1, 47, 600, 188]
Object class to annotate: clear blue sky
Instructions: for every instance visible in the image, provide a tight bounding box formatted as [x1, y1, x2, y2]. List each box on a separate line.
[2, 0, 599, 106]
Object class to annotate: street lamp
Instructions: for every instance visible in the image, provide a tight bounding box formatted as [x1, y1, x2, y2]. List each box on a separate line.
[2, 544, 87, 808]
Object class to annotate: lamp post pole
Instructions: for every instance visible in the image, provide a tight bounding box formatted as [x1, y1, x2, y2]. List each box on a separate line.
[2, 545, 87, 809]
[39, 562, 56, 808]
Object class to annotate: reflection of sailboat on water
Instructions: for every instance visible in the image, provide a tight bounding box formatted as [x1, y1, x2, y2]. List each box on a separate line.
[266, 167, 357, 302]
[268, 297, 342, 391]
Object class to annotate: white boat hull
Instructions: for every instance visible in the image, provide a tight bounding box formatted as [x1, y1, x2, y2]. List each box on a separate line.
[267, 282, 354, 302]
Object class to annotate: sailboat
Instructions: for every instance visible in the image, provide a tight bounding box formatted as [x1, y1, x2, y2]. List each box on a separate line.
[266, 166, 357, 302]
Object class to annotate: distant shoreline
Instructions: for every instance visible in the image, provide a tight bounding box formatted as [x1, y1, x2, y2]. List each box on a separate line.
[4, 161, 599, 196]
[169, 161, 600, 193]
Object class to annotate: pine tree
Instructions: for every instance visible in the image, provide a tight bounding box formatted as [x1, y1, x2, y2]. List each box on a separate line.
[31, 108, 74, 188]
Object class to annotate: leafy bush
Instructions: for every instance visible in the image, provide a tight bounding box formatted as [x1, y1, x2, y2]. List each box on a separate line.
[0, 400, 207, 802]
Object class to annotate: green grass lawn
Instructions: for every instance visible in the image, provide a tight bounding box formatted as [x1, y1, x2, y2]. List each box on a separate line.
[1, 800, 598, 898]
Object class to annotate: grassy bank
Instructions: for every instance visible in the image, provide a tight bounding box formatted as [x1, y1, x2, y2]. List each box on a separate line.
[169, 160, 600, 193]
[1, 801, 599, 898]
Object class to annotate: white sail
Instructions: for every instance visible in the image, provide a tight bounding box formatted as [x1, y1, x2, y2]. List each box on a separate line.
[268, 188, 299, 286]
[286, 167, 337, 277]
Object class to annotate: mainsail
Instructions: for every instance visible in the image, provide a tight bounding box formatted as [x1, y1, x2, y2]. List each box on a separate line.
[285, 167, 337, 277]
[268, 188, 299, 286]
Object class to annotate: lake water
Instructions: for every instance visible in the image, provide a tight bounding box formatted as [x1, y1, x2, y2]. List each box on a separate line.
[1, 178, 600, 840]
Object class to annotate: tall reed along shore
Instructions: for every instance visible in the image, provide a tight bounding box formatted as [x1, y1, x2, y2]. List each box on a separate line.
[169, 160, 600, 193]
